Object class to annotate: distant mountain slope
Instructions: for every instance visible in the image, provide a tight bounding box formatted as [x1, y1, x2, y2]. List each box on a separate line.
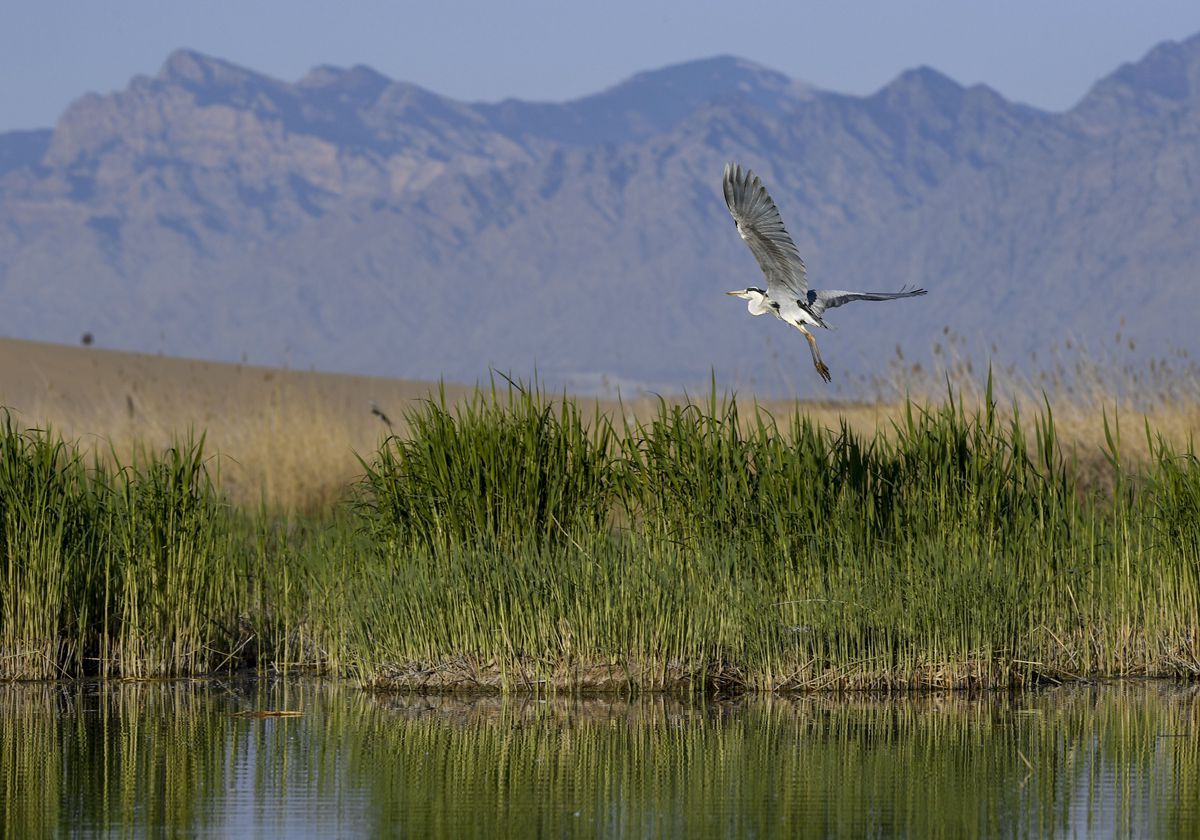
[0, 129, 50, 176]
[2, 36, 1199, 394]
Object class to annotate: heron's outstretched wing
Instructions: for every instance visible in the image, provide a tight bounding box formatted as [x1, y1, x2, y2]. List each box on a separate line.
[723, 163, 808, 300]
[806, 286, 927, 317]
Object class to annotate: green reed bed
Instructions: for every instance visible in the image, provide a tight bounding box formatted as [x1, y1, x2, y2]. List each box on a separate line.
[2, 384, 1199, 689]
[354, 383, 615, 547]
[349, 384, 1200, 691]
[0, 413, 104, 679]
[242, 509, 365, 675]
[0, 414, 246, 679]
[0, 411, 347, 679]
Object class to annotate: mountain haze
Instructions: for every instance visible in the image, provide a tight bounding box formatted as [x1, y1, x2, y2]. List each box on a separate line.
[2, 37, 1200, 394]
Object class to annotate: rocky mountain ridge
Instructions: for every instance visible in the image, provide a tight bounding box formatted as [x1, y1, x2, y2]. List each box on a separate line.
[2, 35, 1199, 394]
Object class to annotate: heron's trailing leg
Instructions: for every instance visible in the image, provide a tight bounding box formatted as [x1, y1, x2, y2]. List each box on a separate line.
[801, 328, 832, 383]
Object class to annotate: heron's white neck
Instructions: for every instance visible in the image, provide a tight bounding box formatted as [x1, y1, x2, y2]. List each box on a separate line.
[745, 290, 772, 316]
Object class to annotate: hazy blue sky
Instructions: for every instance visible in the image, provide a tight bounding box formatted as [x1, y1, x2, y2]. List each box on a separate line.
[4, 1, 1200, 132]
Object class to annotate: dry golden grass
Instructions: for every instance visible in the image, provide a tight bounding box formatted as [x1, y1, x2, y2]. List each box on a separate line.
[2, 336, 1197, 511]
[0, 337, 477, 511]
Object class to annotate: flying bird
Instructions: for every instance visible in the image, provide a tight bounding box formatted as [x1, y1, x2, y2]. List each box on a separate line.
[722, 163, 927, 382]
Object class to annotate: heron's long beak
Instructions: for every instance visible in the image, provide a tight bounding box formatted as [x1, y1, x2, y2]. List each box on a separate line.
[725, 290, 742, 296]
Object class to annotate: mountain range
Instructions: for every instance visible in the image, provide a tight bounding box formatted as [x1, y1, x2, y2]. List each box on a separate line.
[2, 35, 1200, 395]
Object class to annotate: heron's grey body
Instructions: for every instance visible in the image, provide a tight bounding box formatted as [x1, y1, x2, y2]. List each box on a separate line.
[722, 163, 927, 382]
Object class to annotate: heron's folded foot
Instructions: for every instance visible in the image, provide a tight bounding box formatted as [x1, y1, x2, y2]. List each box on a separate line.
[814, 360, 831, 382]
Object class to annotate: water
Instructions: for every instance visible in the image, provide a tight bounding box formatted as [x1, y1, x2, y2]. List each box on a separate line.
[2, 680, 1196, 838]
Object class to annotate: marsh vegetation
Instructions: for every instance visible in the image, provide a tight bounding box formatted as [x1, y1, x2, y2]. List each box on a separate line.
[2, 371, 1198, 689]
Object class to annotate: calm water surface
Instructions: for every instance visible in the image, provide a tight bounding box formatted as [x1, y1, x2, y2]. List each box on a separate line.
[2, 679, 1197, 838]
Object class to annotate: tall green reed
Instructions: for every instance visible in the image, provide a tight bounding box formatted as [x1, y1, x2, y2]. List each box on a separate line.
[0, 413, 107, 678]
[0, 416, 248, 679]
[348, 381, 1200, 690]
[354, 382, 615, 548]
[106, 437, 239, 677]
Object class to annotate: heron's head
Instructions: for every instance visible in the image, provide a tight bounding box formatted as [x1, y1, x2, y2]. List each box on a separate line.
[727, 287, 773, 316]
[725, 287, 766, 302]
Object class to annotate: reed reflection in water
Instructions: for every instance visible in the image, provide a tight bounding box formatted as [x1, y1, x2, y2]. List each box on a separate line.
[1, 681, 1197, 838]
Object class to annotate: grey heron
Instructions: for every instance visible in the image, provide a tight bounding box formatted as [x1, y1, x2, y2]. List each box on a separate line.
[722, 163, 927, 382]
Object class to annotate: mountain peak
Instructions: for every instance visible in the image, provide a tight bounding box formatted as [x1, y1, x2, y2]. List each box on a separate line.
[1072, 32, 1200, 123]
[876, 65, 965, 105]
[622, 55, 789, 88]
[603, 55, 812, 106]
[1105, 35, 1200, 101]
[476, 54, 811, 145]
[158, 49, 264, 88]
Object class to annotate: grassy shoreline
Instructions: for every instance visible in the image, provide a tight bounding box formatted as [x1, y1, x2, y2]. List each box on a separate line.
[2, 382, 1199, 690]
